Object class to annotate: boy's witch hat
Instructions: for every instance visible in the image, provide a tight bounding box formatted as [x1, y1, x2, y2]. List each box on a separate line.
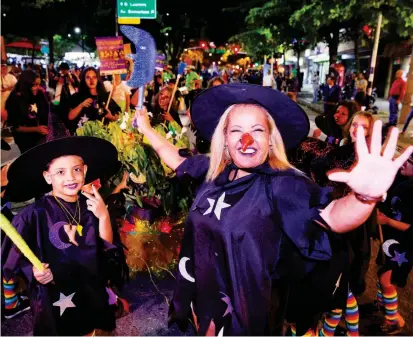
[6, 111, 120, 202]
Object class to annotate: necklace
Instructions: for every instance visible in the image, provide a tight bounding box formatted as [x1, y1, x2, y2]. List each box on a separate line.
[53, 195, 83, 236]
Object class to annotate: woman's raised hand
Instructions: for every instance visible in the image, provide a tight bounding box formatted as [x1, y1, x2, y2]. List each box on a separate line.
[133, 106, 151, 133]
[328, 120, 413, 198]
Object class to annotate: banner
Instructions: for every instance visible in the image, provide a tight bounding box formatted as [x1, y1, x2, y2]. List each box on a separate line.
[155, 53, 166, 70]
[95, 36, 127, 75]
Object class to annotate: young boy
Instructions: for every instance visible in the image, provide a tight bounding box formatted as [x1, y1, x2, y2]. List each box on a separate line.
[2, 136, 120, 335]
[376, 154, 413, 335]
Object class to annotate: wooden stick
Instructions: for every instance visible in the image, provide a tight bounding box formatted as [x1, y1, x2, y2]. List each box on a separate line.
[167, 74, 181, 115]
[106, 77, 115, 109]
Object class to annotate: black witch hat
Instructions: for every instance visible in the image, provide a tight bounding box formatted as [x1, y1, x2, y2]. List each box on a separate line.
[6, 111, 120, 202]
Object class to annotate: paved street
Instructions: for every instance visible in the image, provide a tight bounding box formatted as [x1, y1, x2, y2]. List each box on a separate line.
[2, 239, 412, 336]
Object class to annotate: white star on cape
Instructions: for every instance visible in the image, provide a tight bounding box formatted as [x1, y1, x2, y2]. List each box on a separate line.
[203, 192, 231, 220]
[77, 115, 89, 128]
[29, 103, 38, 113]
[220, 291, 233, 317]
[53, 292, 76, 316]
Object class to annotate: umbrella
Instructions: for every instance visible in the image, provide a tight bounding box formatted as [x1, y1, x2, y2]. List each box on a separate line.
[6, 41, 41, 51]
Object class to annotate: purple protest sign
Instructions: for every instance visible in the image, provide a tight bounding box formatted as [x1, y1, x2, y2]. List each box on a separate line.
[155, 53, 166, 69]
[95, 36, 127, 75]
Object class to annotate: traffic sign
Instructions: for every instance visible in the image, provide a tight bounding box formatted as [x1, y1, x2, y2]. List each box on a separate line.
[117, 0, 156, 20]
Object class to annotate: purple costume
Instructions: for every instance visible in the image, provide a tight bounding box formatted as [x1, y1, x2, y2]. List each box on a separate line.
[2, 195, 115, 336]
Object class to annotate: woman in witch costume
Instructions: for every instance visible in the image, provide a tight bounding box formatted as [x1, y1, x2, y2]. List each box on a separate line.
[2, 135, 120, 335]
[375, 152, 413, 335]
[66, 67, 121, 134]
[5, 70, 49, 153]
[133, 83, 412, 335]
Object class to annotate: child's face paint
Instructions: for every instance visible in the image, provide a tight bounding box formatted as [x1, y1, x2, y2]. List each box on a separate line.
[43, 155, 87, 202]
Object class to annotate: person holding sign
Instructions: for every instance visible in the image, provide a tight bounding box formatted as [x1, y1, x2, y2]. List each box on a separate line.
[67, 67, 121, 134]
[104, 74, 131, 113]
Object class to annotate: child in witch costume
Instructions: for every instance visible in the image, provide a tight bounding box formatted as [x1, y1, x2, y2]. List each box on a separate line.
[2, 135, 121, 335]
[375, 153, 413, 335]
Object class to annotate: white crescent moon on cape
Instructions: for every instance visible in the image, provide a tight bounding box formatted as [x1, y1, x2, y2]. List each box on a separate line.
[382, 239, 400, 257]
[178, 257, 195, 283]
[49, 221, 72, 249]
[217, 326, 224, 337]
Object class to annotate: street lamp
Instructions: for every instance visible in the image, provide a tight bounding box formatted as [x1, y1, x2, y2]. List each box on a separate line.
[68, 33, 71, 38]
[74, 27, 81, 34]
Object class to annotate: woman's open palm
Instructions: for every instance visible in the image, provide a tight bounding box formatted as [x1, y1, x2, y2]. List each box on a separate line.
[328, 120, 413, 197]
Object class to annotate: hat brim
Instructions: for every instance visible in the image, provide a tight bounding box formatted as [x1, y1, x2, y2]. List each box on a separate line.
[190, 84, 309, 150]
[6, 137, 121, 202]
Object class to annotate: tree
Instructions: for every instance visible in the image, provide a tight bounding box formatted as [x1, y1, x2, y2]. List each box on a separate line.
[290, 0, 413, 68]
[229, 0, 310, 84]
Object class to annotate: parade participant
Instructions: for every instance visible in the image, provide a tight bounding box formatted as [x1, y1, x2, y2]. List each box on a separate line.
[312, 112, 377, 296]
[1, 63, 18, 121]
[185, 66, 200, 92]
[133, 83, 412, 335]
[312, 71, 320, 103]
[1, 164, 31, 319]
[322, 76, 341, 116]
[147, 86, 185, 127]
[2, 135, 120, 336]
[207, 76, 225, 88]
[103, 74, 131, 113]
[67, 67, 120, 134]
[5, 70, 49, 153]
[388, 70, 407, 126]
[401, 93, 413, 135]
[376, 152, 413, 335]
[52, 62, 78, 107]
[355, 73, 367, 94]
[313, 101, 357, 146]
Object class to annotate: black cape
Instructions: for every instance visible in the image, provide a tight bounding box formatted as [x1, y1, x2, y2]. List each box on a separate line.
[2, 195, 115, 335]
[169, 155, 341, 335]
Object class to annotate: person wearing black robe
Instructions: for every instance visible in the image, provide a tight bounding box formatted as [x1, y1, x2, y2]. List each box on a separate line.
[2, 136, 120, 335]
[6, 70, 49, 153]
[131, 83, 411, 335]
[66, 67, 120, 134]
[375, 155, 413, 334]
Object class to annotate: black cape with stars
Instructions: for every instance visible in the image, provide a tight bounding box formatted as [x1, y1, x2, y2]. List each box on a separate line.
[2, 195, 115, 335]
[169, 155, 347, 335]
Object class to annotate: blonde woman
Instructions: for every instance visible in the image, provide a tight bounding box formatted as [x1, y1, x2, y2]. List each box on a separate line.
[134, 84, 412, 335]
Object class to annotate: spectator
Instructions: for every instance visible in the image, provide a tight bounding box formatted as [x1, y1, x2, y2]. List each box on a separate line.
[388, 70, 407, 126]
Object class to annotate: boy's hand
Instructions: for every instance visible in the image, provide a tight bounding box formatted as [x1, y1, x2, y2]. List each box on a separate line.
[33, 263, 54, 284]
[82, 185, 109, 220]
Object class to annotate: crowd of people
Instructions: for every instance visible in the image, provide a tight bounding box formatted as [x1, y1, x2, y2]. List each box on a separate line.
[0, 58, 413, 337]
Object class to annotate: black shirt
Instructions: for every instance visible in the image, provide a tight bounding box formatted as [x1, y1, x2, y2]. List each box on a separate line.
[67, 91, 121, 134]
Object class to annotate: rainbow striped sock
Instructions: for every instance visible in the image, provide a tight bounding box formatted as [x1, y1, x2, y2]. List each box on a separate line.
[290, 324, 317, 336]
[3, 277, 19, 310]
[290, 324, 297, 337]
[345, 291, 359, 336]
[321, 308, 342, 336]
[377, 280, 383, 307]
[383, 285, 398, 324]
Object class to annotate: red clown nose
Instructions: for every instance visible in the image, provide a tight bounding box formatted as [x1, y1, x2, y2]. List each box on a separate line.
[240, 133, 254, 152]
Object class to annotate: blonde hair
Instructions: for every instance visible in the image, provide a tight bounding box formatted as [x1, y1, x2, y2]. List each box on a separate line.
[395, 70, 404, 79]
[206, 104, 293, 181]
[343, 111, 376, 144]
